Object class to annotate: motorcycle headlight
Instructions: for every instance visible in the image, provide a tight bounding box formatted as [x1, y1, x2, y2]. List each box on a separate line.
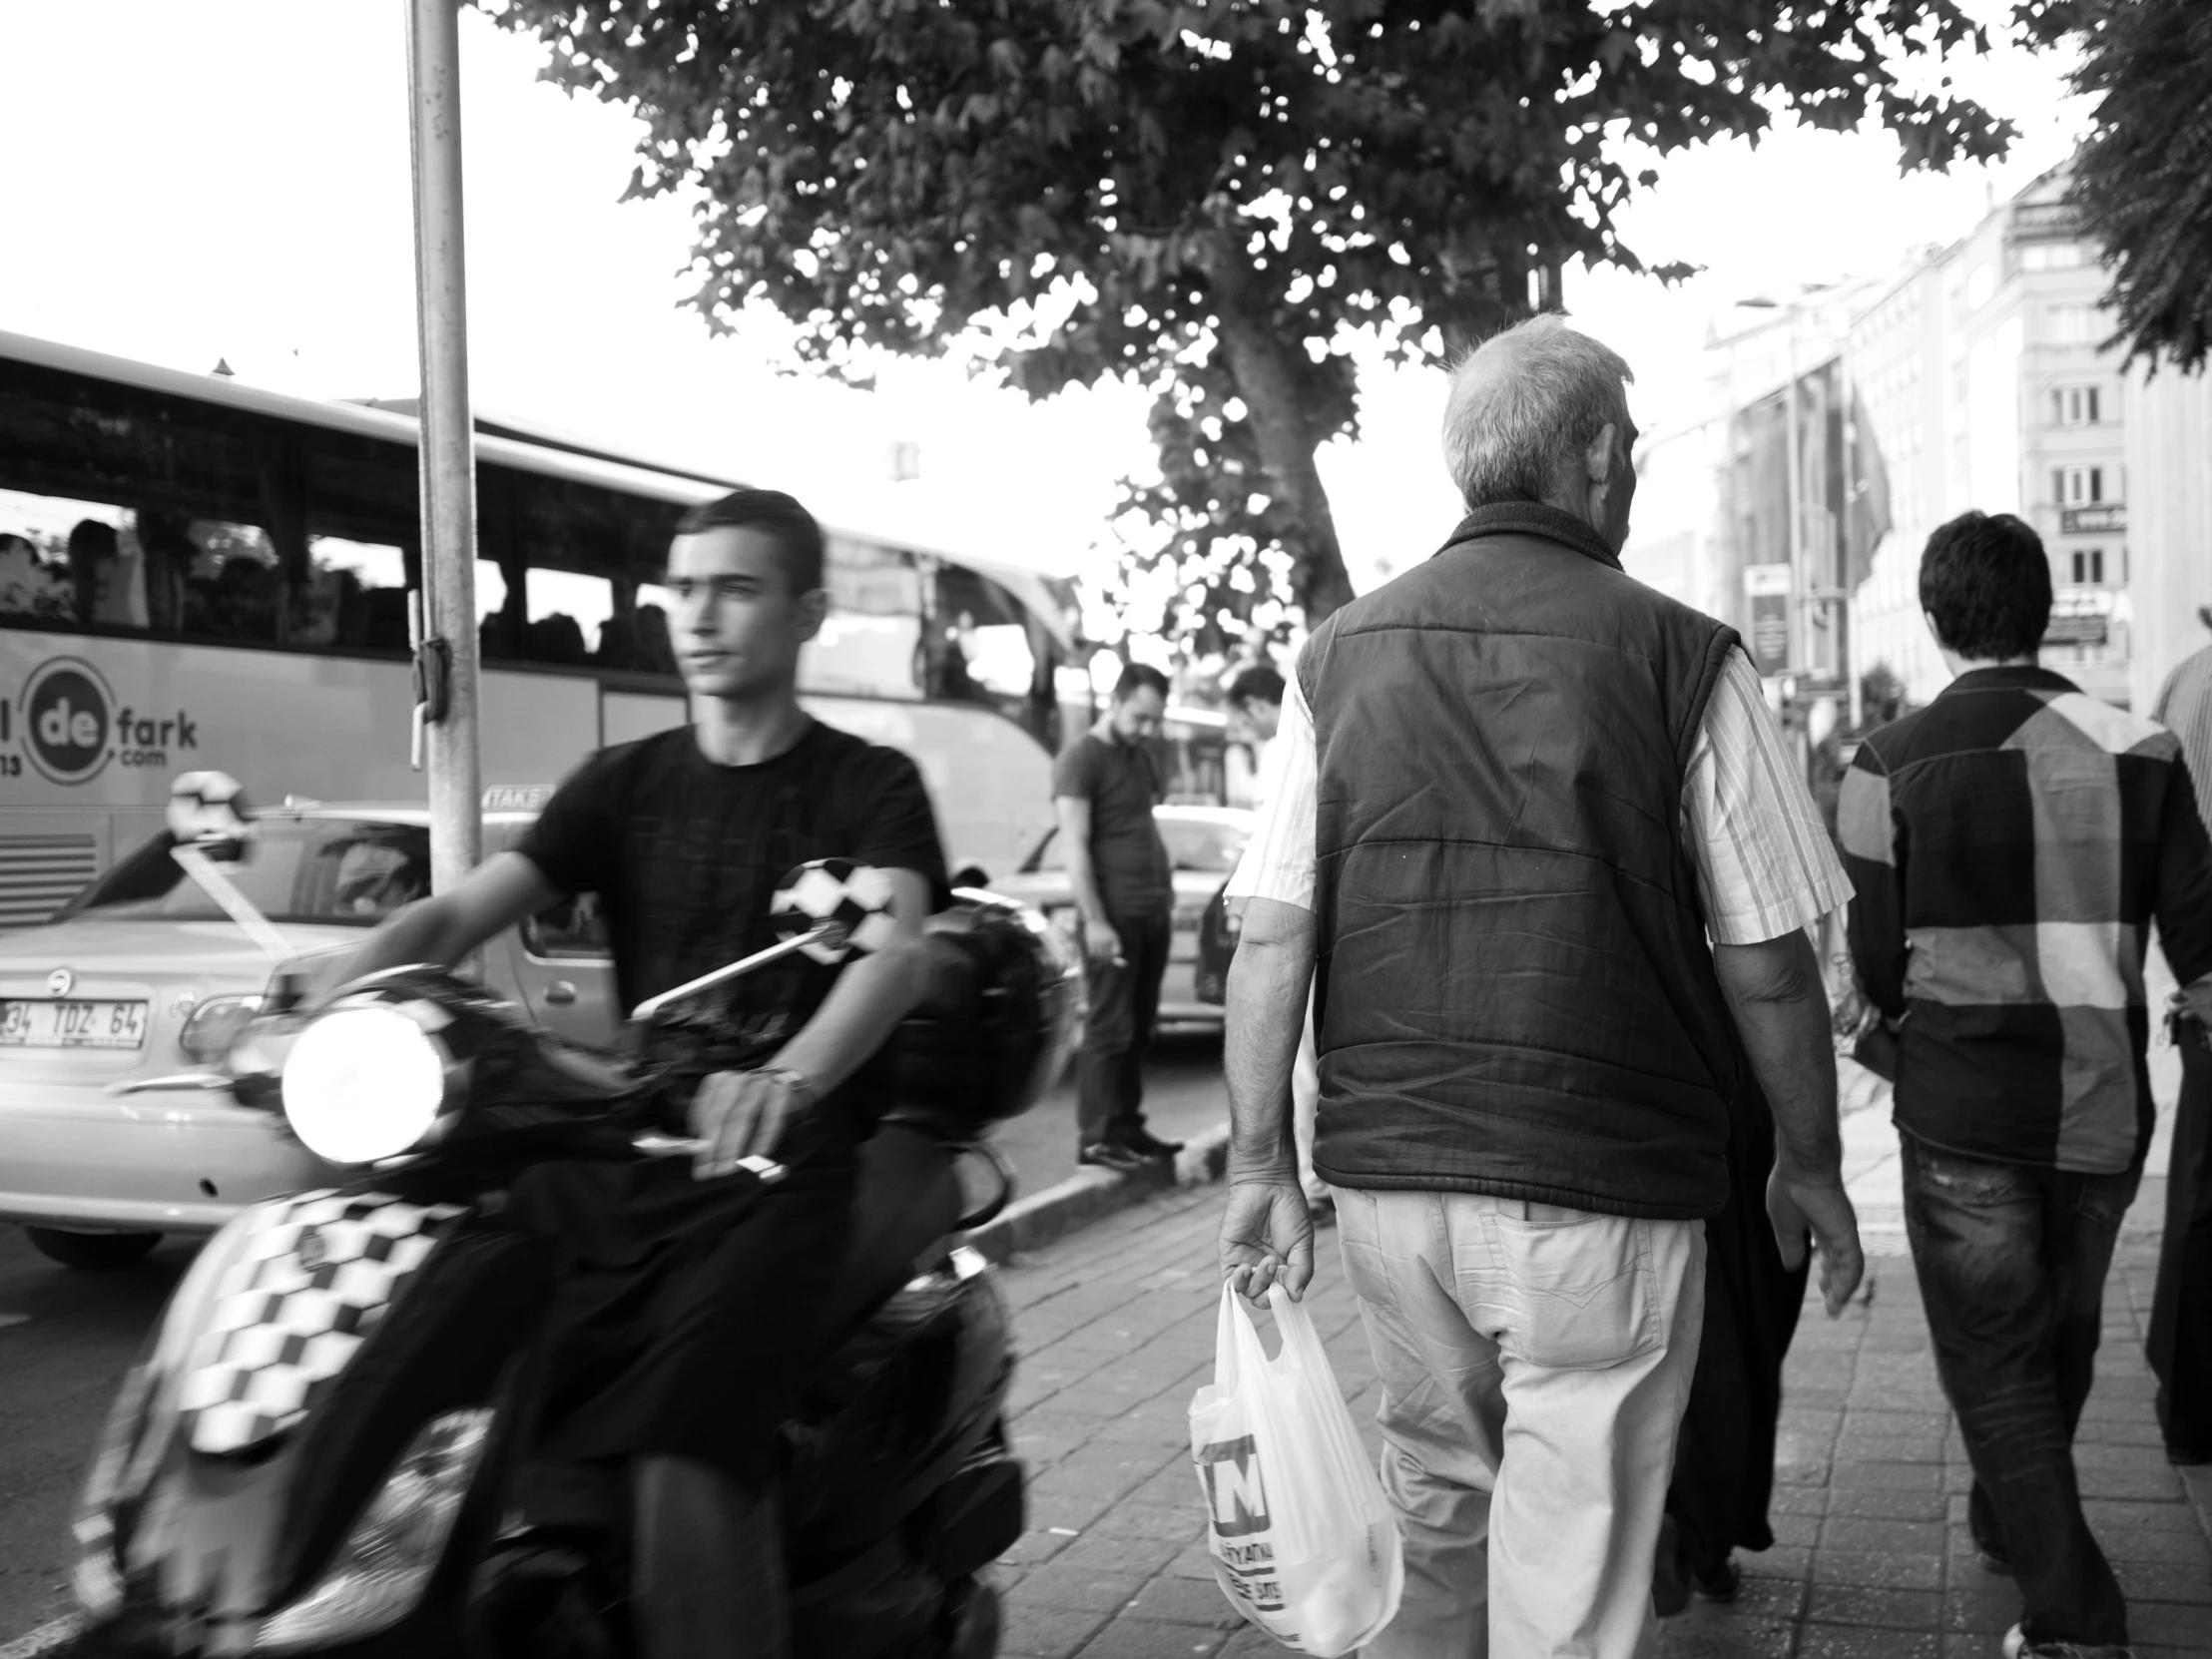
[254, 1406, 493, 1653]
[281, 1005, 447, 1165]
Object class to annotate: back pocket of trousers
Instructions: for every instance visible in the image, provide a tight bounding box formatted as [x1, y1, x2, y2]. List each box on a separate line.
[1485, 1213, 1656, 1370]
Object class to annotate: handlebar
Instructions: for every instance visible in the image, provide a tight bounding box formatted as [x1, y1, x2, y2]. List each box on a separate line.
[629, 1135, 788, 1184]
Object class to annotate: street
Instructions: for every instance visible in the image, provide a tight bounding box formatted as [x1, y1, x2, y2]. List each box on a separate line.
[0, 1030, 1231, 1642]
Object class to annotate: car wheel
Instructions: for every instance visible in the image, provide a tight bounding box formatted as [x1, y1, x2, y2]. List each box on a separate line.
[25, 1228, 162, 1270]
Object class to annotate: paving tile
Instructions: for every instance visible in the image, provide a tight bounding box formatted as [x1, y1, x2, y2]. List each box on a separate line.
[1655, 1613, 1797, 1657]
[2115, 1556, 2212, 1604]
[1009, 1558, 1150, 1615]
[1001, 1528, 1081, 1567]
[1076, 1614, 1233, 1659]
[1796, 1627, 1940, 1658]
[1940, 1586, 2019, 1635]
[1820, 1517, 1945, 1555]
[1738, 1545, 1812, 1582]
[1831, 1459, 1944, 1492]
[1119, 1575, 1247, 1629]
[1001, 1601, 1115, 1659]
[1050, 1534, 1189, 1579]
[1825, 1486, 1949, 1522]
[2130, 1598, 2212, 1649]
[1806, 1585, 1942, 1631]
[2077, 1463, 2188, 1502]
[2082, 1496, 2204, 1535]
[1807, 1548, 1944, 1591]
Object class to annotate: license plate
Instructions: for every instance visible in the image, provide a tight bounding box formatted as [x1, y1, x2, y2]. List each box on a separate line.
[0, 999, 150, 1050]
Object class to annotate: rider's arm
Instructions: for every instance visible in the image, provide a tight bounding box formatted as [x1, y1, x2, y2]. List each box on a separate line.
[326, 851, 565, 997]
[690, 865, 935, 1177]
[763, 865, 934, 1095]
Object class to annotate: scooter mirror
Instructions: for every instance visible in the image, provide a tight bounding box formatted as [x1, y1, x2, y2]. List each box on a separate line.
[167, 771, 257, 863]
[770, 858, 899, 965]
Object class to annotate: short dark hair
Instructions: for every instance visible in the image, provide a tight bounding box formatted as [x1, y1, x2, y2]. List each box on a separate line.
[1918, 511, 2050, 661]
[673, 489, 826, 596]
[1227, 665, 1285, 709]
[1113, 662, 1171, 703]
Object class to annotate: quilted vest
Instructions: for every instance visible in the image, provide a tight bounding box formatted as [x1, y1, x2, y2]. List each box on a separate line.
[1300, 502, 1743, 1219]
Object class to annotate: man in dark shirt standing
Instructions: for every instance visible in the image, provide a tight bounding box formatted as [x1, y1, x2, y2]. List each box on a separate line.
[1054, 662, 1181, 1169]
[340, 489, 945, 1659]
[1838, 511, 2212, 1659]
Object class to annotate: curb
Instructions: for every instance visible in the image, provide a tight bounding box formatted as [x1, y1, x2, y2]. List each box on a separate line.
[0, 1618, 78, 1659]
[966, 1121, 1231, 1265]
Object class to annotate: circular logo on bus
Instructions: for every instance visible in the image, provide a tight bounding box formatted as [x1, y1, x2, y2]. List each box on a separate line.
[21, 657, 114, 786]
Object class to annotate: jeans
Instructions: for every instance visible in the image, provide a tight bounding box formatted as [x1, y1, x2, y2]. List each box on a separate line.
[1074, 908, 1171, 1147]
[2149, 1017, 2212, 1458]
[1335, 1187, 1705, 1659]
[1899, 1134, 2138, 1649]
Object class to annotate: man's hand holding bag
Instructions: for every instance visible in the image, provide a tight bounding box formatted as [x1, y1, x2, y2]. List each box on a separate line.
[1188, 1284, 1402, 1655]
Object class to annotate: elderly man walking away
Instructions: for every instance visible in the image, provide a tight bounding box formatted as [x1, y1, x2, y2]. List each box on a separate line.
[2145, 612, 2212, 1469]
[1056, 661, 1186, 1170]
[1838, 513, 2212, 1659]
[1219, 313, 1864, 1659]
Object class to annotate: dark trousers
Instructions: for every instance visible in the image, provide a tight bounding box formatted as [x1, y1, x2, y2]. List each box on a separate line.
[1900, 1134, 2138, 1649]
[1075, 908, 1171, 1148]
[2151, 1019, 2212, 1458]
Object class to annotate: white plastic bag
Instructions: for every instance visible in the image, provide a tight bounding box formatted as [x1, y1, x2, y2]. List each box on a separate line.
[1188, 1283, 1402, 1655]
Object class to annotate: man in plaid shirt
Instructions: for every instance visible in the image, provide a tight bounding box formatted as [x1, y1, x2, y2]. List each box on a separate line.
[1838, 510, 2212, 1659]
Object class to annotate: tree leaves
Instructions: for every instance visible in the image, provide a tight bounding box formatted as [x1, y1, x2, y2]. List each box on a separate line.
[2030, 0, 2212, 371]
[481, 0, 2024, 635]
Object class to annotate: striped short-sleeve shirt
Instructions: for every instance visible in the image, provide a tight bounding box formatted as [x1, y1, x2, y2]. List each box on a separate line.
[1230, 644, 1851, 946]
[1837, 664, 2212, 1173]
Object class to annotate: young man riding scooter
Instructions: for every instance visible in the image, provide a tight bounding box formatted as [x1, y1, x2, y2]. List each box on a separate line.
[336, 488, 946, 1659]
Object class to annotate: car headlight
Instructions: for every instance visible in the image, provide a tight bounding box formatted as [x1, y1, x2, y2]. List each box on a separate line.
[179, 994, 264, 1066]
[280, 1005, 447, 1165]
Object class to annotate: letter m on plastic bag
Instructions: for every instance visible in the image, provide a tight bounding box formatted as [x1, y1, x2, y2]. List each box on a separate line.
[1188, 1285, 1402, 1656]
[1197, 1434, 1271, 1538]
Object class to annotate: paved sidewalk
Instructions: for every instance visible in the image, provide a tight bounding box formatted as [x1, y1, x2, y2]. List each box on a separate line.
[991, 1177, 2212, 1659]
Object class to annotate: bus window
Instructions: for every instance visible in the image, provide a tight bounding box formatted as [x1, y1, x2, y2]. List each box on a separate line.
[804, 536, 923, 700]
[526, 568, 613, 666]
[924, 561, 1063, 751]
[301, 536, 409, 649]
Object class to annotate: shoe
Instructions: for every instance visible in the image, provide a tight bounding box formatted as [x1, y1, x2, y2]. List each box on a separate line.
[1651, 1516, 1690, 1618]
[1122, 1127, 1185, 1158]
[1078, 1142, 1145, 1172]
[1977, 1543, 2014, 1575]
[2002, 1623, 2135, 1658]
[2166, 1442, 2212, 1466]
[1688, 1555, 1740, 1602]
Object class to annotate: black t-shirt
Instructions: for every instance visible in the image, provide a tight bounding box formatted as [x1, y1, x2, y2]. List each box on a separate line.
[517, 720, 947, 1047]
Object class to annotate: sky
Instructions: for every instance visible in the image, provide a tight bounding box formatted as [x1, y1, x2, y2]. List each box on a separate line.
[0, 2, 2095, 608]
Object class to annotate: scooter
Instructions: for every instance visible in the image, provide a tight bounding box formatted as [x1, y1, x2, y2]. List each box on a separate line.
[65, 858, 1081, 1658]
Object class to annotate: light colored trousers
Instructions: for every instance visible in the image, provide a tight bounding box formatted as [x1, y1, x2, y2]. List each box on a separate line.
[1334, 1187, 1706, 1659]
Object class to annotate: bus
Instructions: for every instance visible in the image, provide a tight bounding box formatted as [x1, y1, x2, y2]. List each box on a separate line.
[0, 329, 1080, 924]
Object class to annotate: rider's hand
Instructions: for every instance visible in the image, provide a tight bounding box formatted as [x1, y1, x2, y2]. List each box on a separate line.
[1218, 1180, 1315, 1303]
[1082, 916, 1123, 967]
[1767, 1160, 1865, 1318]
[691, 1069, 808, 1180]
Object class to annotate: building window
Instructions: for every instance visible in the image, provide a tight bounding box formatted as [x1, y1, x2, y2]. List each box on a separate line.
[2052, 385, 2102, 426]
[2052, 305, 2097, 344]
[2071, 548, 2105, 586]
[2054, 466, 2105, 505]
[2021, 243, 2085, 273]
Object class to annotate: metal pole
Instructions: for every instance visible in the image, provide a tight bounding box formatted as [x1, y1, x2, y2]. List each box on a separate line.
[406, 0, 482, 892]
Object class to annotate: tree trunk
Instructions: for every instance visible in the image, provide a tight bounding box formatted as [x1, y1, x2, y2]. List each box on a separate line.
[1214, 303, 1358, 624]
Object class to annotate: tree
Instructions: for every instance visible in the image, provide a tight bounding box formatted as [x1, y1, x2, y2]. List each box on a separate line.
[2020, 0, 2212, 370]
[484, 0, 2023, 632]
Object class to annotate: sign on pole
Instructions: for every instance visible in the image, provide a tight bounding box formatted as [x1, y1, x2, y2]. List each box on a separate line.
[1744, 562, 1793, 676]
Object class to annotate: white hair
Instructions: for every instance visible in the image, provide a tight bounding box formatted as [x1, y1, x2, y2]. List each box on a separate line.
[1440, 314, 1634, 511]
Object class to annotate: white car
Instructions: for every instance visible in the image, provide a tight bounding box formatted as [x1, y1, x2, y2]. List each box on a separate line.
[984, 805, 1253, 1028]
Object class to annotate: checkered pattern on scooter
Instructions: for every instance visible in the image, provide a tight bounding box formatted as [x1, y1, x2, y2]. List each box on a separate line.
[178, 1190, 463, 1455]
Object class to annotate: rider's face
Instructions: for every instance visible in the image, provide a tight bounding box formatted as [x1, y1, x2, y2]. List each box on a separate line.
[663, 527, 825, 702]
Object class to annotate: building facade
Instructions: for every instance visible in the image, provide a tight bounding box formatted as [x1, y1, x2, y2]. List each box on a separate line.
[1850, 166, 2131, 708]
